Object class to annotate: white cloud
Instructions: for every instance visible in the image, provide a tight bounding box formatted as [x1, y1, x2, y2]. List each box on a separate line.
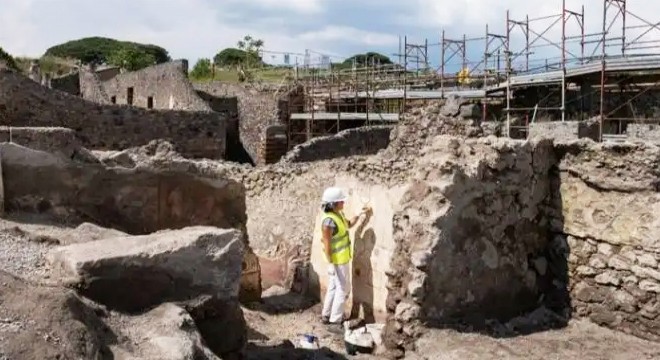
[2, 0, 660, 68]
[299, 26, 399, 47]
[225, 0, 326, 14]
[0, 0, 395, 63]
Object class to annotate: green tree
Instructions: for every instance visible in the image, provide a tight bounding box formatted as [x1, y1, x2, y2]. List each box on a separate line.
[213, 48, 248, 67]
[0, 46, 19, 70]
[45, 37, 170, 65]
[107, 46, 156, 71]
[190, 58, 213, 80]
[236, 35, 264, 82]
[343, 52, 392, 67]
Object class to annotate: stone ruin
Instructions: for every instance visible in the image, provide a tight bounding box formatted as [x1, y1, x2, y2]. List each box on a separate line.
[0, 66, 659, 359]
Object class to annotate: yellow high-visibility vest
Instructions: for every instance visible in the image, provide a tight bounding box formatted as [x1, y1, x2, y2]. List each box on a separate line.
[321, 211, 352, 265]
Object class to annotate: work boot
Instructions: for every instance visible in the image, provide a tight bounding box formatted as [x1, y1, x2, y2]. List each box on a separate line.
[326, 322, 344, 335]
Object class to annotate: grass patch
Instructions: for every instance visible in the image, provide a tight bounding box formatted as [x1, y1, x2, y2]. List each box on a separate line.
[191, 67, 293, 84]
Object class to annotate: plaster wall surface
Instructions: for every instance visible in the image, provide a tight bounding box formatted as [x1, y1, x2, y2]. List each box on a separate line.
[309, 178, 405, 323]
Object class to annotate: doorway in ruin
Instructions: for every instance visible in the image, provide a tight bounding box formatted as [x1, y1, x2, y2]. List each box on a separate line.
[127, 87, 134, 105]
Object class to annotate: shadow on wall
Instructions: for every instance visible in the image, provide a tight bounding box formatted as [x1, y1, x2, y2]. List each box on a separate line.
[351, 224, 377, 324]
[195, 91, 254, 165]
[418, 158, 572, 337]
[381, 142, 573, 355]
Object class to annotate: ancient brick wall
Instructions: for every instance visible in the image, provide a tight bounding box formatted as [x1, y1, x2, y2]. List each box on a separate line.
[553, 141, 660, 341]
[0, 69, 226, 159]
[281, 125, 393, 163]
[192, 82, 297, 164]
[79, 69, 111, 104]
[0, 127, 82, 158]
[627, 123, 660, 143]
[194, 91, 249, 163]
[100, 60, 211, 111]
[528, 120, 600, 141]
[51, 73, 80, 96]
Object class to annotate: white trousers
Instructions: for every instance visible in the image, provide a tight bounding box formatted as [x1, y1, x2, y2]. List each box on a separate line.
[321, 263, 351, 323]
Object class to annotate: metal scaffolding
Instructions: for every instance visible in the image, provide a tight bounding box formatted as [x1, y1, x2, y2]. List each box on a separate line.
[493, 0, 660, 139]
[283, 0, 660, 146]
[287, 59, 407, 149]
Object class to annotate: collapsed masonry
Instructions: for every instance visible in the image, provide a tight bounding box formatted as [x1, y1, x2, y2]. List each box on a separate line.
[0, 141, 261, 359]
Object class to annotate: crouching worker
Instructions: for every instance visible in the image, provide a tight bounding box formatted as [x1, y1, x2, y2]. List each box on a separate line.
[320, 187, 371, 325]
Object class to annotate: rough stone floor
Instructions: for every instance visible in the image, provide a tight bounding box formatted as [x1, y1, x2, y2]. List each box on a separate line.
[407, 320, 660, 360]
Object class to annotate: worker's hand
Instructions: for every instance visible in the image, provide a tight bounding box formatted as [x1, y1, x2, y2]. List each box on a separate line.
[360, 206, 373, 216]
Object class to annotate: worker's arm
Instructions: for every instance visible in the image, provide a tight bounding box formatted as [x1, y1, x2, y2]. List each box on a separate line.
[322, 225, 333, 261]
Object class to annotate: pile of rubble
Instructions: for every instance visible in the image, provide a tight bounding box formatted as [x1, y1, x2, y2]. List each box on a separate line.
[0, 226, 246, 359]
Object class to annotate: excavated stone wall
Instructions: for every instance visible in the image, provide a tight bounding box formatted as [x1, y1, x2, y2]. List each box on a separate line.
[0, 69, 227, 159]
[553, 141, 660, 341]
[382, 136, 562, 353]
[0, 143, 246, 235]
[50, 72, 80, 96]
[79, 69, 111, 104]
[227, 109, 518, 323]
[192, 82, 302, 164]
[101, 60, 211, 111]
[0, 127, 82, 158]
[528, 121, 600, 141]
[230, 100, 660, 353]
[627, 123, 660, 143]
[281, 125, 393, 163]
[0, 142, 261, 301]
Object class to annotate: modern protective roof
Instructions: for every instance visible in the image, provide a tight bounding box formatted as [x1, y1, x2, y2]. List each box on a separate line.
[492, 55, 660, 89]
[289, 112, 400, 122]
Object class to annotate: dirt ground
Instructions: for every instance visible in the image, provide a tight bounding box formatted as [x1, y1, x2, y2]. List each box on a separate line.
[1, 214, 660, 360]
[407, 320, 660, 360]
[242, 295, 660, 360]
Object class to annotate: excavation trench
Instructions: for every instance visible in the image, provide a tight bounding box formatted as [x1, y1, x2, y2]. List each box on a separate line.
[0, 142, 260, 358]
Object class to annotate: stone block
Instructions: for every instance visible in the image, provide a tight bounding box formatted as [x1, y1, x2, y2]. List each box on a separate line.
[46, 226, 244, 312]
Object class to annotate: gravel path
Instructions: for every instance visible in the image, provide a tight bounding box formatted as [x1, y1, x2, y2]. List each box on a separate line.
[0, 229, 52, 282]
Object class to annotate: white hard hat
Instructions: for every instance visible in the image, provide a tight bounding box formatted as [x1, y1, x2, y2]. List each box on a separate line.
[322, 187, 347, 203]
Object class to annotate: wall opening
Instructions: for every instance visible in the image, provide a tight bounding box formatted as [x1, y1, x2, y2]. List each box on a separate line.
[110, 96, 116, 104]
[147, 96, 154, 109]
[127, 87, 134, 105]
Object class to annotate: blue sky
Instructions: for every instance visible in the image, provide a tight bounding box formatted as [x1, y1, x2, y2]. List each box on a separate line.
[2, 0, 660, 72]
